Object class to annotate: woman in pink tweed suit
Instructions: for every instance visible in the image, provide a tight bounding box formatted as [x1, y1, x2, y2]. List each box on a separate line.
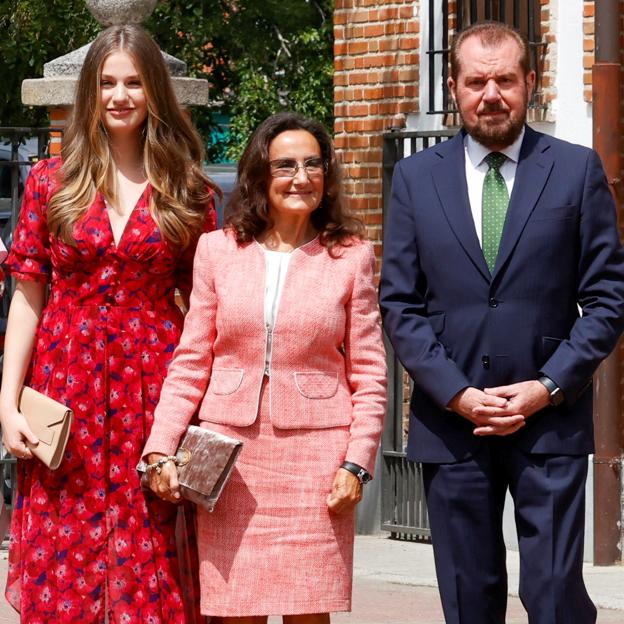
[142, 112, 387, 623]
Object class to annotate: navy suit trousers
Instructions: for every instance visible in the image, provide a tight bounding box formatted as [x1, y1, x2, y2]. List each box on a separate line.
[422, 441, 596, 624]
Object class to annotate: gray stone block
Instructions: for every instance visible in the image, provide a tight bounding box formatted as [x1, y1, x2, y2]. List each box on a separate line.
[44, 45, 187, 78]
[86, 0, 158, 26]
[22, 76, 208, 107]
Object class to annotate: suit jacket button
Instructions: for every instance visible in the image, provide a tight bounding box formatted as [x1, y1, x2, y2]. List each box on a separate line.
[482, 355, 490, 369]
[489, 298, 499, 308]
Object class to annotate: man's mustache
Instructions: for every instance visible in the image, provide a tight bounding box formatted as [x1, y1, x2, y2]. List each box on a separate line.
[480, 104, 509, 114]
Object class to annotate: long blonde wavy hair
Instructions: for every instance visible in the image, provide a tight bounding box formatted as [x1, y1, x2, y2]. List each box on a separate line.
[48, 24, 219, 250]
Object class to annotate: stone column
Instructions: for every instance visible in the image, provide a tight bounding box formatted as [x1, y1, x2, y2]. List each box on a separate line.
[21, 0, 209, 155]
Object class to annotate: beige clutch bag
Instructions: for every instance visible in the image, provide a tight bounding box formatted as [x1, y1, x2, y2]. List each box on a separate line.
[138, 425, 243, 512]
[18, 386, 73, 470]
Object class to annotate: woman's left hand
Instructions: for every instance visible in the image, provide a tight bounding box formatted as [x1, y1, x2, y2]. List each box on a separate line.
[327, 468, 362, 515]
[144, 453, 181, 504]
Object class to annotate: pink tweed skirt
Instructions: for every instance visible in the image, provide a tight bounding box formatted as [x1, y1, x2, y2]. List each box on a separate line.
[196, 380, 355, 617]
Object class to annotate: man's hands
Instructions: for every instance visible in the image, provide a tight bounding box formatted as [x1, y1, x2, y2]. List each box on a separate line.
[449, 381, 550, 436]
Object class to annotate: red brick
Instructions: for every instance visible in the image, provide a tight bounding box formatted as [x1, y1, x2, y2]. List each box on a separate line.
[348, 41, 369, 55]
[405, 20, 420, 33]
[398, 68, 419, 81]
[334, 42, 347, 56]
[399, 37, 419, 50]
[351, 9, 373, 23]
[380, 7, 399, 20]
[379, 38, 400, 52]
[364, 24, 385, 38]
[364, 181, 382, 194]
[348, 103, 369, 117]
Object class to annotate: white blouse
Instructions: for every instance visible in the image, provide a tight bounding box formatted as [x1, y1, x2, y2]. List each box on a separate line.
[263, 248, 292, 374]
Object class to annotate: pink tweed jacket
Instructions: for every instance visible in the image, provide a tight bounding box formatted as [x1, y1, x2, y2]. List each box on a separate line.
[143, 229, 387, 473]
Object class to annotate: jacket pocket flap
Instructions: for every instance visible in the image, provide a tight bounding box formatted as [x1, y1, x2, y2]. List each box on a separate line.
[532, 204, 578, 221]
[209, 368, 244, 395]
[541, 336, 563, 361]
[294, 372, 339, 399]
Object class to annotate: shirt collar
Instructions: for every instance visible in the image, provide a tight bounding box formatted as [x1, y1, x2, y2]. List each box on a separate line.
[464, 126, 525, 168]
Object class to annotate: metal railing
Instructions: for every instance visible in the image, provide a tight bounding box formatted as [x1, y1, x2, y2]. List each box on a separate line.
[380, 129, 455, 539]
[0, 128, 52, 237]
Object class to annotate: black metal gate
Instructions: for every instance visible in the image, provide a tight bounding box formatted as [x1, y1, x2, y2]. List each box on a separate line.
[380, 129, 455, 539]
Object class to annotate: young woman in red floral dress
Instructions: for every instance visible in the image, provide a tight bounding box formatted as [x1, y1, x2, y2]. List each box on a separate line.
[0, 25, 217, 623]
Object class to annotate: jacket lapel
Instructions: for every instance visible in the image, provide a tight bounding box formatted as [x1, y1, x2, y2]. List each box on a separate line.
[431, 131, 491, 282]
[492, 127, 554, 279]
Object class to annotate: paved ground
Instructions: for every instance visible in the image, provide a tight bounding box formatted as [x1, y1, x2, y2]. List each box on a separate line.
[0, 535, 622, 623]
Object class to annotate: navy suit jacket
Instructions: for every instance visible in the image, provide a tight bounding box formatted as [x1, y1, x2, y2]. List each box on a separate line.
[380, 126, 624, 463]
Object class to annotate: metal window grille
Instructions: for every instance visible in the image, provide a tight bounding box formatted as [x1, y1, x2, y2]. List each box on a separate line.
[427, 0, 546, 115]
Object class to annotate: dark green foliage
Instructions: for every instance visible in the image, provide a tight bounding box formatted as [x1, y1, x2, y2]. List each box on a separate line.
[0, 1, 99, 127]
[0, 0, 334, 161]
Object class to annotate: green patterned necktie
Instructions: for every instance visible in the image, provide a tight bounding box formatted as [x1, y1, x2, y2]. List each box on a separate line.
[482, 152, 509, 273]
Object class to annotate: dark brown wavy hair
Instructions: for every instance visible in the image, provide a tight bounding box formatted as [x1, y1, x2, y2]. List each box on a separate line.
[224, 111, 364, 252]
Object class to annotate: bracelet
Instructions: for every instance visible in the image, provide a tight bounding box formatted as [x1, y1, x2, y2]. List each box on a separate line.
[146, 455, 178, 475]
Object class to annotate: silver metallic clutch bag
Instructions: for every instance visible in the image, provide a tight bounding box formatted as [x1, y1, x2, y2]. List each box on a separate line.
[138, 425, 243, 512]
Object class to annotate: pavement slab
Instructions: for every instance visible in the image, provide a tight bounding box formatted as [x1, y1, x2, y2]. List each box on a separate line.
[1, 535, 622, 623]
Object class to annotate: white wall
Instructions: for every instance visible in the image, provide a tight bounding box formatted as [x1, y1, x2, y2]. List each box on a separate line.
[406, 0, 447, 132]
[533, 0, 593, 146]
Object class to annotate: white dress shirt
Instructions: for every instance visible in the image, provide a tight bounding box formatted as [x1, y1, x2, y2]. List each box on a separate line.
[464, 127, 525, 246]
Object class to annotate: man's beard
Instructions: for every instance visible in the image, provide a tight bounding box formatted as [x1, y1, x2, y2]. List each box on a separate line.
[459, 102, 527, 149]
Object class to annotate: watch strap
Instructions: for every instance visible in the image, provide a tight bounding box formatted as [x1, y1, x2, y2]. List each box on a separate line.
[538, 375, 564, 406]
[341, 461, 371, 485]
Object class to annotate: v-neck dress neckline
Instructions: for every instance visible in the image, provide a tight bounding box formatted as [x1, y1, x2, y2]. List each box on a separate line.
[102, 183, 150, 248]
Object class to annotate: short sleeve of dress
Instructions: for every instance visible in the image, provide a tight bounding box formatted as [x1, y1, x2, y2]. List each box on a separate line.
[6, 158, 57, 284]
[175, 193, 218, 299]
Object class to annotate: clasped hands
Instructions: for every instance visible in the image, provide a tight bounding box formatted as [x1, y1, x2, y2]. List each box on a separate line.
[448, 381, 550, 436]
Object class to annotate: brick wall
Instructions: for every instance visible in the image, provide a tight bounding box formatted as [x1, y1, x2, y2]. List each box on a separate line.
[333, 0, 420, 262]
[538, 0, 556, 118]
[48, 108, 69, 156]
[583, 1, 595, 102]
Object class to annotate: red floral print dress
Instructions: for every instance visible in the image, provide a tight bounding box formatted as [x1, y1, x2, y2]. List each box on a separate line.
[4, 158, 216, 623]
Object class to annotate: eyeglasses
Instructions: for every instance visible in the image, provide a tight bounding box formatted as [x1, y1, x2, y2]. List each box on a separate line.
[269, 157, 327, 178]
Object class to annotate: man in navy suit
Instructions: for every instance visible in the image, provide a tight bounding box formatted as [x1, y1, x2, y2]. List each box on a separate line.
[380, 21, 624, 624]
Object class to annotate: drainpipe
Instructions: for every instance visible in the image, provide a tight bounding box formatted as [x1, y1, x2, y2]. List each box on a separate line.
[592, 0, 623, 566]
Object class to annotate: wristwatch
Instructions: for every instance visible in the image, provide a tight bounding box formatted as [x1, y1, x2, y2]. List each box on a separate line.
[341, 461, 372, 485]
[538, 375, 564, 407]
